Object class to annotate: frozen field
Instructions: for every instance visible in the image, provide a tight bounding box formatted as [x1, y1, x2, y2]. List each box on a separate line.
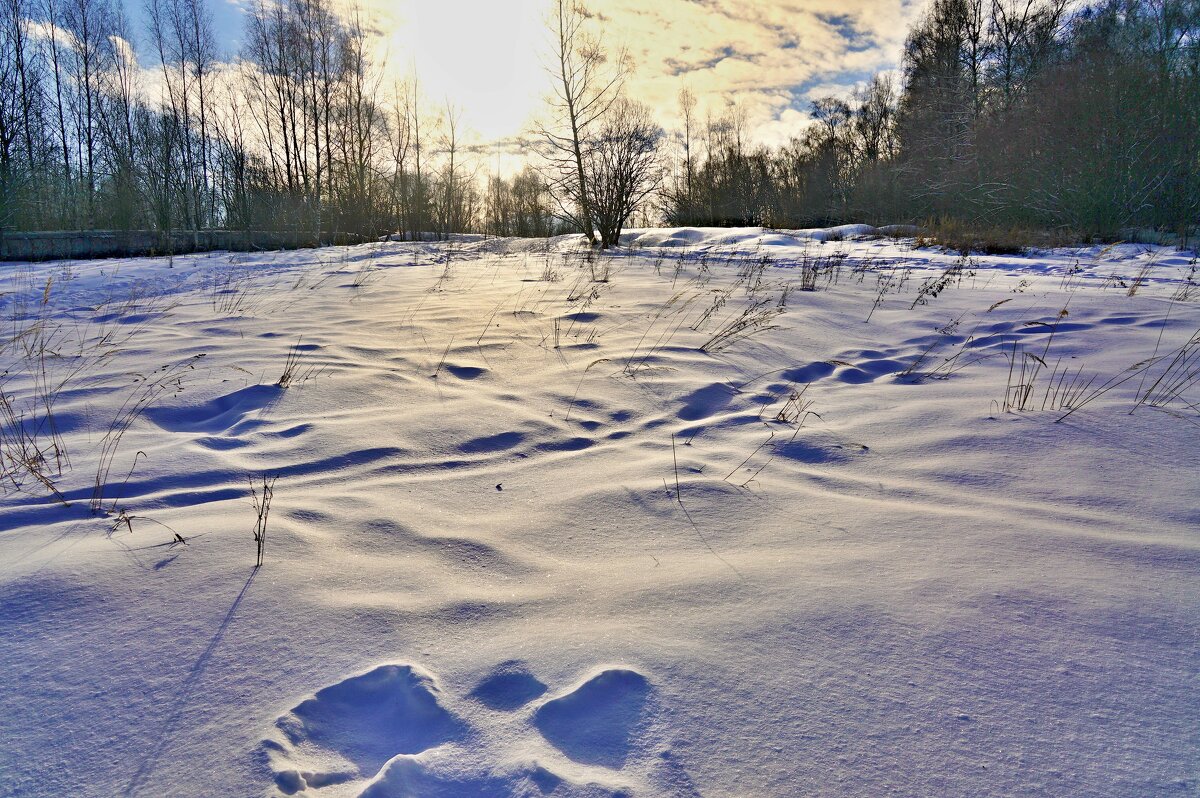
[0, 228, 1197, 797]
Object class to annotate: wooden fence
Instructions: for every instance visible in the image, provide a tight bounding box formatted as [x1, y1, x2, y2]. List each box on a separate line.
[0, 229, 373, 262]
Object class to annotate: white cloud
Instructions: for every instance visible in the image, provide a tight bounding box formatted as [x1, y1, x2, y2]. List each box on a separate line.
[594, 0, 922, 143]
[206, 0, 925, 163]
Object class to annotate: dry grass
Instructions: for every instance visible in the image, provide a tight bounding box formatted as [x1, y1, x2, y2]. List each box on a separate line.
[91, 355, 203, 513]
[1, 271, 172, 506]
[249, 473, 277, 568]
[918, 218, 1085, 255]
[1133, 327, 1200, 414]
[909, 256, 976, 309]
[277, 338, 319, 388]
[699, 298, 784, 353]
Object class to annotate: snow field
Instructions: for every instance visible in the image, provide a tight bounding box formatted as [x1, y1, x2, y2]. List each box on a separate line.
[0, 229, 1197, 797]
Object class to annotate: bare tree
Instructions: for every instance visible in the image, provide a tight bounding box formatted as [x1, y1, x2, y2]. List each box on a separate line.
[435, 103, 480, 236]
[585, 98, 661, 248]
[407, 77, 431, 236]
[485, 166, 553, 237]
[385, 79, 411, 234]
[853, 74, 897, 163]
[0, 0, 27, 233]
[43, 0, 72, 220]
[64, 0, 114, 226]
[295, 0, 340, 240]
[211, 76, 257, 229]
[677, 86, 696, 201]
[333, 8, 383, 235]
[3, 0, 37, 166]
[96, 5, 139, 230]
[145, 0, 218, 240]
[538, 0, 626, 245]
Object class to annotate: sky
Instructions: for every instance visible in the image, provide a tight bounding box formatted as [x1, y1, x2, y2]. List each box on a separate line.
[202, 0, 923, 169]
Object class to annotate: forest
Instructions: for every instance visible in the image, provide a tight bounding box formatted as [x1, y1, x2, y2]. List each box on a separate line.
[0, 0, 1196, 247]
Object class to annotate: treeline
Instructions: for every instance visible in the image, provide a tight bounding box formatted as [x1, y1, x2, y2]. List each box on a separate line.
[0, 0, 556, 240]
[0, 0, 1194, 246]
[665, 0, 1200, 237]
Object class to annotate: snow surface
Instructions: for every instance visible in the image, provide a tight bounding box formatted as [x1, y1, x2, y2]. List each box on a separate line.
[0, 229, 1197, 797]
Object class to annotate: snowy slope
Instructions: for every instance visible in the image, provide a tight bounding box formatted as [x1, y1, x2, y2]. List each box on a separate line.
[0, 229, 1197, 797]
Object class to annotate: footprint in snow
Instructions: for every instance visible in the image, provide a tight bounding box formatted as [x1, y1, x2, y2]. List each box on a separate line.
[533, 668, 651, 769]
[263, 661, 673, 797]
[264, 664, 465, 794]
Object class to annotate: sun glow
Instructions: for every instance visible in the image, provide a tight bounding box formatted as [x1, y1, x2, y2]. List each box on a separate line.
[369, 0, 551, 148]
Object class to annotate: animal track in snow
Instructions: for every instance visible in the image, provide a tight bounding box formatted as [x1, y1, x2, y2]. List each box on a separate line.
[263, 662, 667, 797]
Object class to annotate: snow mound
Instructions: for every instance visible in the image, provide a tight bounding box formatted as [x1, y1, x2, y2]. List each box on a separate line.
[145, 383, 283, 434]
[621, 224, 884, 250]
[794, 223, 880, 241]
[358, 754, 629, 798]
